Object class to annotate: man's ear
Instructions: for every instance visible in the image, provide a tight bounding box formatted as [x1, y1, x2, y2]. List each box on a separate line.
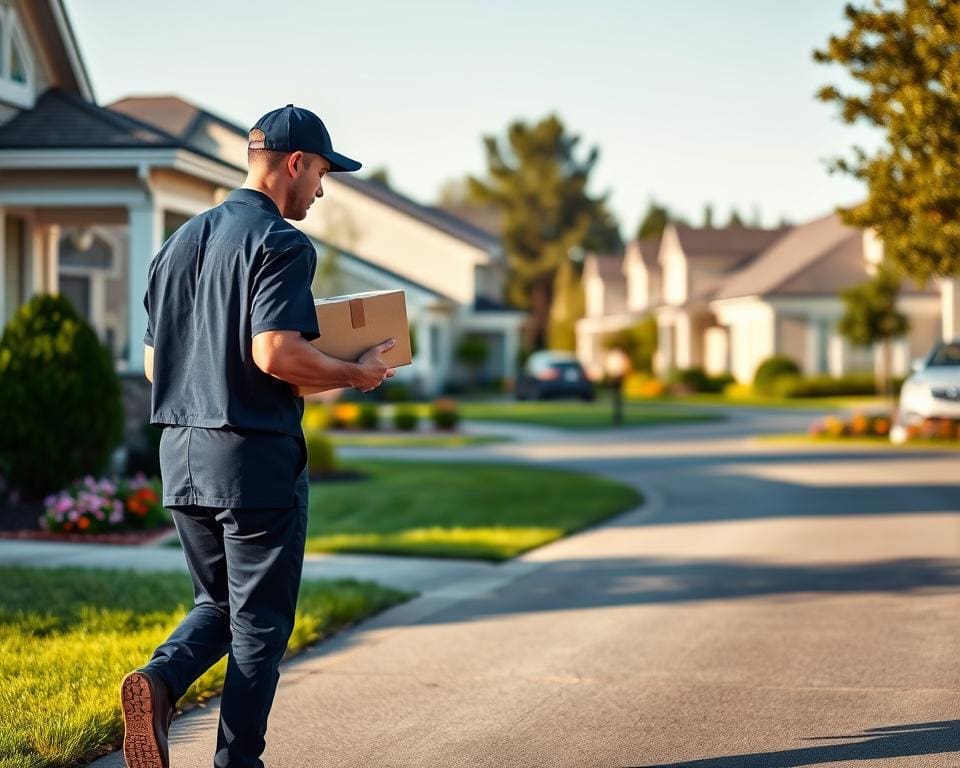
[286, 151, 304, 177]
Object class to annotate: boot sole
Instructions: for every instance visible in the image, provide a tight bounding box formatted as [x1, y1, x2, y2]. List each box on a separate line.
[120, 672, 166, 768]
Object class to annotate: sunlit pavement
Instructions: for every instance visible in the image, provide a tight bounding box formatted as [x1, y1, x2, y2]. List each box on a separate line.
[90, 406, 960, 768]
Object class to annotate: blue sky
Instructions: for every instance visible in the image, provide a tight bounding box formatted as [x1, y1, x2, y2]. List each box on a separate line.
[63, 0, 879, 235]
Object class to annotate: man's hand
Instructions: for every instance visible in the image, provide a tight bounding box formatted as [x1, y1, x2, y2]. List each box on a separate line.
[355, 339, 397, 392]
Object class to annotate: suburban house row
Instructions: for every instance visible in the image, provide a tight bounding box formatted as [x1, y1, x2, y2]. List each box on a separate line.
[577, 214, 960, 384]
[0, 0, 525, 411]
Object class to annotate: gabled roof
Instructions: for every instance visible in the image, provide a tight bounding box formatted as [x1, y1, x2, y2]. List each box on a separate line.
[334, 174, 502, 253]
[626, 237, 662, 271]
[713, 214, 857, 300]
[25, 1, 94, 100]
[108, 94, 248, 146]
[0, 88, 243, 171]
[674, 224, 790, 262]
[586, 252, 625, 283]
[309, 235, 454, 303]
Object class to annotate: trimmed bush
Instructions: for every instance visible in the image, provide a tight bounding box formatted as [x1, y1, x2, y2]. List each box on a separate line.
[305, 432, 337, 476]
[330, 402, 360, 429]
[753, 356, 801, 396]
[668, 368, 734, 394]
[357, 403, 380, 430]
[771, 374, 876, 398]
[393, 404, 419, 431]
[431, 398, 460, 430]
[303, 403, 329, 432]
[0, 294, 123, 500]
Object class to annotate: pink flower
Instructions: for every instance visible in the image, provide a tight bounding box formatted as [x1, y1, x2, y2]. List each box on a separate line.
[109, 510, 124, 524]
[56, 497, 73, 514]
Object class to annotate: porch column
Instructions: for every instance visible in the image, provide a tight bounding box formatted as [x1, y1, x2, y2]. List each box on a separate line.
[675, 312, 692, 369]
[127, 202, 163, 371]
[32, 224, 60, 296]
[942, 277, 960, 341]
[415, 312, 434, 394]
[502, 322, 519, 389]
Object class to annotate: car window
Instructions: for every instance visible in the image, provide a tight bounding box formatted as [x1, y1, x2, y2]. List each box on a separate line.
[928, 342, 960, 366]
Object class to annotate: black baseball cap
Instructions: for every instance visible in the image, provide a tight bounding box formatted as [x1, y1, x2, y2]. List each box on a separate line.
[249, 104, 361, 172]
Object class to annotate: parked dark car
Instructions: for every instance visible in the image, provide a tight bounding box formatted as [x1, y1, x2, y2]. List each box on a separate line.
[516, 351, 595, 401]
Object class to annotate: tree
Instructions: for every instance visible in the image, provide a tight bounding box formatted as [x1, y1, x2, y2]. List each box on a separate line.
[837, 263, 909, 395]
[468, 114, 621, 351]
[636, 200, 671, 240]
[366, 167, 391, 188]
[814, 1, 960, 281]
[727, 208, 745, 227]
[604, 315, 658, 374]
[702, 203, 715, 229]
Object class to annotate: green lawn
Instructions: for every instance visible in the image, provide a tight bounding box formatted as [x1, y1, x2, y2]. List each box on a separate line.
[328, 432, 508, 448]
[454, 399, 723, 429]
[0, 566, 410, 768]
[304, 459, 641, 560]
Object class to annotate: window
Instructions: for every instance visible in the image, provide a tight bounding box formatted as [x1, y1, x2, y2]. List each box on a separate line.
[10, 35, 25, 84]
[0, 5, 33, 107]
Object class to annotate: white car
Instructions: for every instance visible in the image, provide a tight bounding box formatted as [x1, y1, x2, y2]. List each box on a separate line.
[891, 340, 960, 442]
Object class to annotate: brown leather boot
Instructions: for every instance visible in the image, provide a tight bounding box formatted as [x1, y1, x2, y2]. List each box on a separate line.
[120, 669, 174, 768]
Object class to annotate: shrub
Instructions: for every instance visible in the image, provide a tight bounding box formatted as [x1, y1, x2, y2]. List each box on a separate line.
[753, 356, 801, 396]
[305, 433, 337, 476]
[41, 473, 166, 533]
[357, 403, 380, 430]
[330, 402, 360, 429]
[666, 368, 734, 394]
[431, 398, 460, 430]
[393, 404, 419, 431]
[723, 382, 754, 399]
[0, 294, 123, 500]
[303, 403, 329, 433]
[623, 373, 666, 400]
[771, 374, 876, 398]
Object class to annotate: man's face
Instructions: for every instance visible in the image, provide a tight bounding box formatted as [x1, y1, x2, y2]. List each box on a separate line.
[285, 153, 331, 220]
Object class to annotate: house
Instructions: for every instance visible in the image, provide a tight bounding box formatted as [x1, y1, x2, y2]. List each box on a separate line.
[576, 214, 942, 384]
[576, 238, 659, 377]
[708, 213, 940, 382]
[0, 0, 523, 407]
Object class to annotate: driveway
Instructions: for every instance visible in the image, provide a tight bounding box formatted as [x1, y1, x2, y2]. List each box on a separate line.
[92, 407, 960, 767]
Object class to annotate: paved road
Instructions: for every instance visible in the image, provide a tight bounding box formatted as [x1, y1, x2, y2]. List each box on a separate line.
[93, 408, 960, 768]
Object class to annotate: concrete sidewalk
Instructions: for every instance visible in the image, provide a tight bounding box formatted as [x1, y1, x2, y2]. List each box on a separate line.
[0, 538, 497, 594]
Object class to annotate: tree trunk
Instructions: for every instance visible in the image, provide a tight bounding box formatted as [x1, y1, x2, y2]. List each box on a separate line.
[524, 279, 553, 351]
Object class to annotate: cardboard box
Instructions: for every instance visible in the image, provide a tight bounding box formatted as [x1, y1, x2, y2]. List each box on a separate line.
[295, 289, 412, 397]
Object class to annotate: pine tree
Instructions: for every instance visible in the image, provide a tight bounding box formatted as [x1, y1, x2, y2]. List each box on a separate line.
[814, 0, 960, 280]
[468, 114, 621, 351]
[636, 200, 671, 240]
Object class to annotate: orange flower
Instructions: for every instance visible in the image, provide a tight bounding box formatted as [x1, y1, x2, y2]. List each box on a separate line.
[126, 497, 146, 516]
[138, 488, 158, 504]
[77, 517, 90, 530]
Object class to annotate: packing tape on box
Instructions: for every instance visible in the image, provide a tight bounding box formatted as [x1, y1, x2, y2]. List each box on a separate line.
[349, 298, 366, 329]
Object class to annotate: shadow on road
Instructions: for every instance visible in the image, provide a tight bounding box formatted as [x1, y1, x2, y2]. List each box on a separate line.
[630, 719, 960, 767]
[415, 556, 960, 624]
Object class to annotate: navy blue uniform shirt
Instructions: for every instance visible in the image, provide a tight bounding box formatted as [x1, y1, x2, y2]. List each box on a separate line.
[143, 188, 320, 509]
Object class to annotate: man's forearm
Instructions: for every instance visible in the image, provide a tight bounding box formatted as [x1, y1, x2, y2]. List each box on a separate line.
[265, 337, 362, 390]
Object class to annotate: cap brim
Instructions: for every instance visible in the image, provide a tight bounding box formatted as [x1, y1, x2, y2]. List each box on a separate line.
[322, 151, 361, 172]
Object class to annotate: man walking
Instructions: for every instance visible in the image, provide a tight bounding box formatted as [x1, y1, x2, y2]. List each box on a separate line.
[120, 105, 394, 768]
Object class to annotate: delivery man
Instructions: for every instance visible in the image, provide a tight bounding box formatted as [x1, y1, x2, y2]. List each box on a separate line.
[119, 104, 395, 768]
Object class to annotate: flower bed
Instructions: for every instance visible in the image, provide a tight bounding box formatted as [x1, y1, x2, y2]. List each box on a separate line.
[808, 412, 891, 438]
[808, 412, 960, 443]
[40, 473, 168, 534]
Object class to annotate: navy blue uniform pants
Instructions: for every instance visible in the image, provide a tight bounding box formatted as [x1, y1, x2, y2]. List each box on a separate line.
[144, 501, 308, 768]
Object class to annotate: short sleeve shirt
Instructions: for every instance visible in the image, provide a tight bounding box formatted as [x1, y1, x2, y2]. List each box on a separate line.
[142, 188, 320, 508]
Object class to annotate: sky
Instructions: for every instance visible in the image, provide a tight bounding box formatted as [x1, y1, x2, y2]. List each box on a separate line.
[62, 0, 880, 236]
